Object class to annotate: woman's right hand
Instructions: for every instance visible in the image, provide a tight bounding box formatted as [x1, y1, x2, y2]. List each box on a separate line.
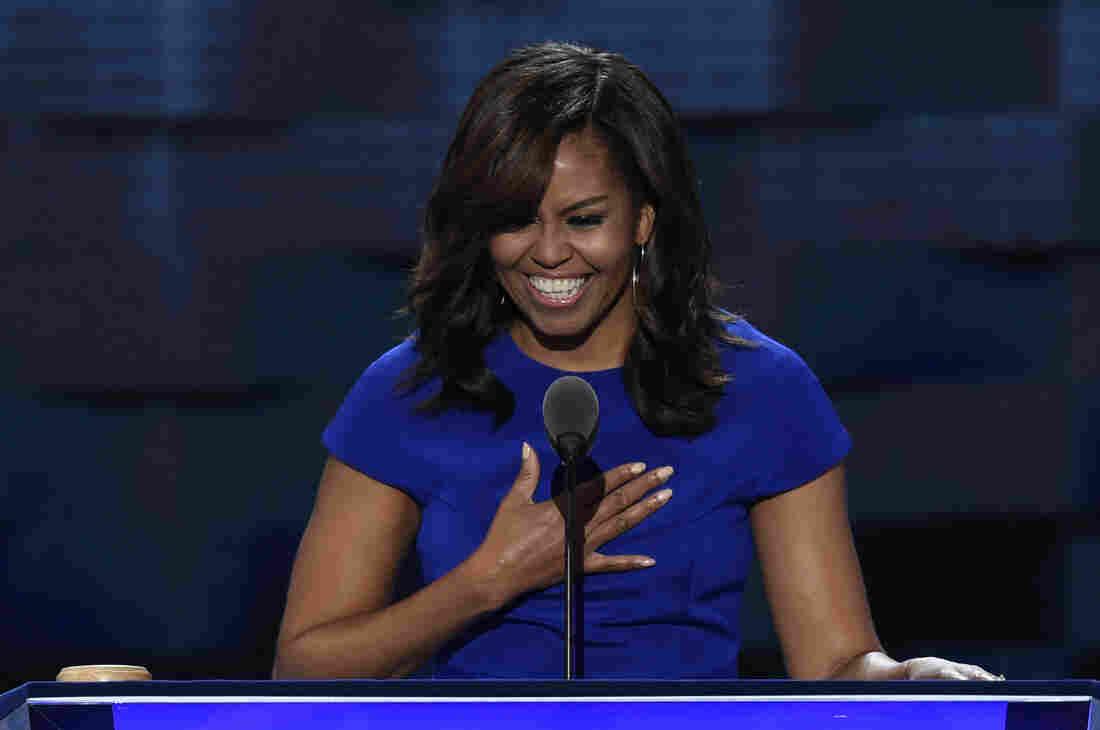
[467, 442, 674, 609]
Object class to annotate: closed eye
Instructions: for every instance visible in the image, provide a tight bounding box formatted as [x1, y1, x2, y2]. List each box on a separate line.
[568, 214, 605, 229]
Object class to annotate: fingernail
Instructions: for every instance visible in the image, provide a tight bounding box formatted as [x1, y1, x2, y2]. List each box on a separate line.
[654, 488, 672, 503]
[631, 462, 646, 474]
[523, 442, 531, 460]
[657, 466, 674, 481]
[639, 557, 655, 567]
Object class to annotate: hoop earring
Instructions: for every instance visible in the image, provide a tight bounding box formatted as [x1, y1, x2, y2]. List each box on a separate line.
[632, 243, 647, 306]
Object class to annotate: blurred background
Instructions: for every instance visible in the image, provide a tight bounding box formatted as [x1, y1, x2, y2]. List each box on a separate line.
[1, 0, 1097, 690]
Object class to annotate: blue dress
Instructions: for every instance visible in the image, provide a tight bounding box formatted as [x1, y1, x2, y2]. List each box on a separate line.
[322, 318, 851, 678]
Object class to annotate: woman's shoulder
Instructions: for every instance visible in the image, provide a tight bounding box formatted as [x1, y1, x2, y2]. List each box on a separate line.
[341, 334, 433, 403]
[716, 315, 822, 385]
[364, 334, 421, 377]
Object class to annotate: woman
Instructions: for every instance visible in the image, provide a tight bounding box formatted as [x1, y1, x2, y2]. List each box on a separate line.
[273, 42, 1000, 681]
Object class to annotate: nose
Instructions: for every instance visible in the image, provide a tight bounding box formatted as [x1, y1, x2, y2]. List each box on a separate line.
[528, 220, 573, 270]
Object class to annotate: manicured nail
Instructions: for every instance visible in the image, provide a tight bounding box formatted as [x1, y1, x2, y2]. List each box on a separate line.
[657, 466, 674, 481]
[523, 442, 531, 460]
[639, 557, 655, 567]
[654, 488, 672, 503]
[631, 462, 646, 474]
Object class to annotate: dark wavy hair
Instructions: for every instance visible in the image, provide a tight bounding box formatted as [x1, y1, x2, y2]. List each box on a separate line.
[397, 41, 750, 437]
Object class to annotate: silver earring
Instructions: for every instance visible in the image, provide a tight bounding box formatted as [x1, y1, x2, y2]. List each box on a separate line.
[632, 244, 647, 305]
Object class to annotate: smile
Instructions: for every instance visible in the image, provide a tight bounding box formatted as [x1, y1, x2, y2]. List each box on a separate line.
[526, 275, 591, 307]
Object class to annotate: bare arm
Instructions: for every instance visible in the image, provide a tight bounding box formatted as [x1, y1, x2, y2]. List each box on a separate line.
[274, 446, 675, 679]
[273, 456, 496, 678]
[750, 464, 999, 681]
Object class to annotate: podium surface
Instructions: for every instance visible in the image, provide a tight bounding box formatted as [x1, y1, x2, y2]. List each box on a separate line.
[2, 679, 1097, 729]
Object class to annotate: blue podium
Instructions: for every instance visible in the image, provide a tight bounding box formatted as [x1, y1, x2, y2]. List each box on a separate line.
[2, 680, 1096, 729]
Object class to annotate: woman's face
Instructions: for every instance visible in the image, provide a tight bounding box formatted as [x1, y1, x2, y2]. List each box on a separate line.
[490, 128, 654, 371]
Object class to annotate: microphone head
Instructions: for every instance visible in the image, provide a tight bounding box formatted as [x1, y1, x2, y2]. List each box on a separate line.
[542, 376, 599, 464]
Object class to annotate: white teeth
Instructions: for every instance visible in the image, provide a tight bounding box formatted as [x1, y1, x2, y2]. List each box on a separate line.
[529, 276, 587, 296]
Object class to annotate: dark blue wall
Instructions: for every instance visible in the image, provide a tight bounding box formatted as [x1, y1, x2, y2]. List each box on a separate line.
[2, 1, 1097, 687]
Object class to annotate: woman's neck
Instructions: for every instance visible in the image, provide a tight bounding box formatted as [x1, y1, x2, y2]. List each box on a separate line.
[508, 320, 632, 373]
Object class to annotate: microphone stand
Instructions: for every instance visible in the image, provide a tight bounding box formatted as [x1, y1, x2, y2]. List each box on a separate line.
[542, 374, 598, 681]
[564, 456, 577, 679]
[559, 435, 583, 680]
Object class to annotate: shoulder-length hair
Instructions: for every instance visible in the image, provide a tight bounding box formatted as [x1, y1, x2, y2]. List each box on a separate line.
[398, 41, 749, 437]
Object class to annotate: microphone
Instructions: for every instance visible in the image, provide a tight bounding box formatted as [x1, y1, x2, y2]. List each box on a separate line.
[542, 376, 599, 466]
[541, 375, 599, 680]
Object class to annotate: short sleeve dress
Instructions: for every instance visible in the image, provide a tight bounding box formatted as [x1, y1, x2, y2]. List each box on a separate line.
[322, 317, 851, 678]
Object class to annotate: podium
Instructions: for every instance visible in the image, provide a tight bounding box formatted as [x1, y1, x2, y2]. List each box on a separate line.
[2, 679, 1097, 729]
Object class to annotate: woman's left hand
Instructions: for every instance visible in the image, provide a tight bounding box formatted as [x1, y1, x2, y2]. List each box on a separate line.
[902, 656, 1004, 681]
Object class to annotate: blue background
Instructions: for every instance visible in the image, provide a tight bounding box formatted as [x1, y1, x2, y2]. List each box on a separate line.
[1, 0, 1098, 687]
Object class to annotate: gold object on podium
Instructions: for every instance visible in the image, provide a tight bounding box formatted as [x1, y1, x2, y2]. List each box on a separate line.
[56, 665, 152, 682]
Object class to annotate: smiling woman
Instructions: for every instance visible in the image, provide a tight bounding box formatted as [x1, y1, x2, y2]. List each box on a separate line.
[273, 42, 1003, 683]
[401, 42, 742, 436]
[490, 130, 653, 372]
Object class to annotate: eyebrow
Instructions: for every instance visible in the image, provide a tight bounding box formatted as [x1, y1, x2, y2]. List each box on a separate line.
[558, 195, 609, 215]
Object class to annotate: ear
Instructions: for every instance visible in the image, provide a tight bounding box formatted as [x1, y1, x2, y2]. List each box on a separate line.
[635, 203, 655, 246]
